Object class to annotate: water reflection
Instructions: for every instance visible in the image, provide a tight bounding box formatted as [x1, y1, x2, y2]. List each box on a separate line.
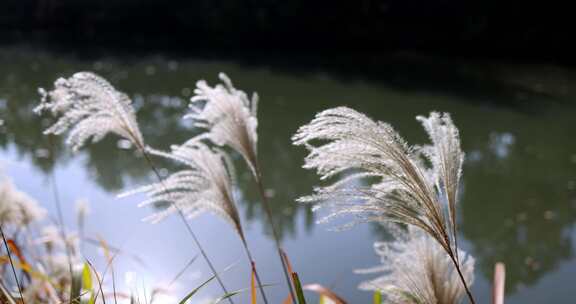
[0, 49, 314, 241]
[461, 132, 576, 293]
[1, 46, 576, 302]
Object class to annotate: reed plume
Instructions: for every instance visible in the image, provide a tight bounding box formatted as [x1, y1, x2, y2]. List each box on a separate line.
[188, 73, 297, 301]
[357, 226, 474, 304]
[120, 140, 243, 233]
[0, 177, 46, 227]
[121, 138, 270, 303]
[292, 107, 475, 303]
[35, 72, 144, 151]
[35, 71, 235, 303]
[186, 73, 259, 176]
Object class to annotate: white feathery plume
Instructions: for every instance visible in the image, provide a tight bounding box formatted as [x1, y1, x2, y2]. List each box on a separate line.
[186, 73, 259, 176]
[187, 74, 295, 301]
[416, 112, 464, 253]
[293, 107, 475, 302]
[357, 226, 474, 304]
[292, 107, 453, 252]
[36, 72, 238, 302]
[120, 139, 244, 239]
[184, 74, 277, 302]
[35, 72, 144, 151]
[0, 177, 46, 227]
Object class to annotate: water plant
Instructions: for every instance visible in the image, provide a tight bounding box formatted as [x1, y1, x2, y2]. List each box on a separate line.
[35, 71, 275, 303]
[34, 72, 237, 302]
[185, 73, 297, 301]
[356, 225, 474, 304]
[293, 107, 476, 303]
[0, 70, 494, 304]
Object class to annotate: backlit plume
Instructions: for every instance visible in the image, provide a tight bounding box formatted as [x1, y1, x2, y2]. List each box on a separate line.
[186, 73, 259, 176]
[293, 107, 475, 303]
[120, 140, 244, 239]
[357, 226, 474, 304]
[292, 107, 464, 255]
[35, 72, 144, 151]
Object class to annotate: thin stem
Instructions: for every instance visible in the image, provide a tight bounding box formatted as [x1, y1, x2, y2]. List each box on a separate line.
[139, 148, 234, 304]
[47, 136, 76, 304]
[239, 237, 269, 304]
[110, 258, 118, 304]
[447, 185, 459, 265]
[448, 252, 475, 304]
[253, 164, 297, 303]
[48, 170, 75, 304]
[0, 225, 25, 303]
[452, 220, 459, 264]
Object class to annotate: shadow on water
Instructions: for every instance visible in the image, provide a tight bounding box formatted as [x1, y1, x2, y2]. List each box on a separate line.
[1, 45, 576, 301]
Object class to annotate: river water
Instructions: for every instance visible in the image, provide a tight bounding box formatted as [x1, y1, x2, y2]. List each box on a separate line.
[1, 46, 575, 303]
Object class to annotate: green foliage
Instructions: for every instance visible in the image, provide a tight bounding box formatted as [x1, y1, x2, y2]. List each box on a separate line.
[178, 275, 216, 304]
[292, 273, 307, 304]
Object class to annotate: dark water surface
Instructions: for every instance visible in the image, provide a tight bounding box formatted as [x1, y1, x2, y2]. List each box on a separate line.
[1, 46, 575, 303]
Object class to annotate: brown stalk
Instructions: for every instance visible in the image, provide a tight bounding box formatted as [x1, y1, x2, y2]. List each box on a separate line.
[239, 234, 270, 304]
[447, 251, 475, 304]
[492, 263, 506, 304]
[253, 163, 297, 303]
[0, 225, 25, 303]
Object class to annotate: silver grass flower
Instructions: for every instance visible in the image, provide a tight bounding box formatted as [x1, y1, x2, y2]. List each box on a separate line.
[36, 72, 238, 302]
[293, 107, 475, 302]
[120, 140, 244, 239]
[293, 107, 461, 252]
[188, 74, 290, 302]
[35, 72, 144, 151]
[416, 112, 464, 253]
[357, 226, 474, 304]
[0, 177, 46, 226]
[186, 73, 259, 176]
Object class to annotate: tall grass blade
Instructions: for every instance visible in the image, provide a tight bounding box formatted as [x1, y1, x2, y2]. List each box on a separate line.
[373, 291, 381, 304]
[212, 284, 275, 304]
[280, 249, 296, 304]
[250, 267, 257, 304]
[0, 225, 24, 303]
[5, 240, 31, 282]
[178, 275, 215, 304]
[97, 236, 117, 304]
[169, 255, 198, 287]
[81, 262, 95, 304]
[84, 259, 105, 304]
[291, 273, 307, 304]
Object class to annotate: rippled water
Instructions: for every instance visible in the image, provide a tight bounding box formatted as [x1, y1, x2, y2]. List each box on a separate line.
[1, 46, 575, 303]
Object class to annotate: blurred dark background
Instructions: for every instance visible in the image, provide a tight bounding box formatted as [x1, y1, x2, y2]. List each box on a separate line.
[1, 0, 574, 64]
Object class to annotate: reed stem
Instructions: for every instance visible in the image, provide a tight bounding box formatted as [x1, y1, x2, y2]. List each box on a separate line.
[0, 225, 25, 303]
[448, 252, 475, 304]
[253, 163, 297, 303]
[139, 147, 234, 304]
[239, 237, 269, 304]
[48, 139, 76, 304]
